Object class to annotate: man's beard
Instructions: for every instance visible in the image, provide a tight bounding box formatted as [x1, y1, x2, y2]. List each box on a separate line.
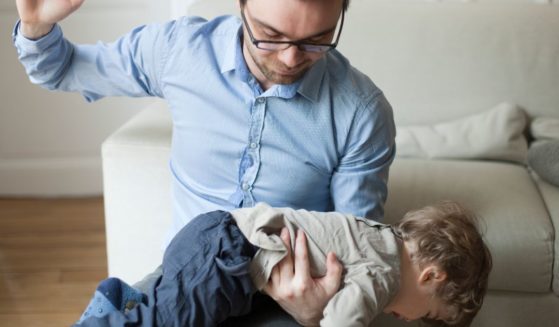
[246, 43, 311, 85]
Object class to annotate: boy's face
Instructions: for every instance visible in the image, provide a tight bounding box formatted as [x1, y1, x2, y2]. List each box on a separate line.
[383, 263, 452, 322]
[384, 293, 448, 322]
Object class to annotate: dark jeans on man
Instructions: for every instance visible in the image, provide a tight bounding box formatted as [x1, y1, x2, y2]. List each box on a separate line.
[78, 210, 258, 327]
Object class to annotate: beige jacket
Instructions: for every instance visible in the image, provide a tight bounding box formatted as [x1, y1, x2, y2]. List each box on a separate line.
[231, 203, 401, 327]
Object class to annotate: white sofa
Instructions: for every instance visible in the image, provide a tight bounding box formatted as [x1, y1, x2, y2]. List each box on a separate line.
[102, 1, 559, 326]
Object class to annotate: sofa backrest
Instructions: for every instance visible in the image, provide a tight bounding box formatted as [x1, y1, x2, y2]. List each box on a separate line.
[188, 0, 559, 125]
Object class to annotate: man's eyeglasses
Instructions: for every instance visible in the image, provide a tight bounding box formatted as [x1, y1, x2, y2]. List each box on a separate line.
[240, 7, 345, 54]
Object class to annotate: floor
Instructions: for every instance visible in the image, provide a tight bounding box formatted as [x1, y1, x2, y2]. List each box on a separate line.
[0, 198, 107, 327]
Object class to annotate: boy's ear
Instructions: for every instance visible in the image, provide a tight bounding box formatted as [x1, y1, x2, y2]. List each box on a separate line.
[419, 265, 447, 284]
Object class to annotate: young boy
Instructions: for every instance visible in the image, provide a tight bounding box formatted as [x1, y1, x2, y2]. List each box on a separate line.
[75, 201, 492, 326]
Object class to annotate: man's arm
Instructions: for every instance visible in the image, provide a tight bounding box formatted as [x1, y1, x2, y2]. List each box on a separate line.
[263, 229, 343, 326]
[14, 0, 167, 101]
[330, 92, 397, 220]
[262, 94, 395, 324]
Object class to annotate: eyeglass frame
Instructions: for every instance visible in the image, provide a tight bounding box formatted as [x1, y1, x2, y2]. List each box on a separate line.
[240, 5, 345, 53]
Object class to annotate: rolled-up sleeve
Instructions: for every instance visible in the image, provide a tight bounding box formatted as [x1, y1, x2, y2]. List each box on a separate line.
[12, 20, 171, 101]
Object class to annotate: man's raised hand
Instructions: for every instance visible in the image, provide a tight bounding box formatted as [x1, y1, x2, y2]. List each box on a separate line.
[16, 0, 85, 39]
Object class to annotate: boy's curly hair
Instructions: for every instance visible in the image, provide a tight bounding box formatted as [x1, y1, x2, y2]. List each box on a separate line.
[393, 202, 493, 326]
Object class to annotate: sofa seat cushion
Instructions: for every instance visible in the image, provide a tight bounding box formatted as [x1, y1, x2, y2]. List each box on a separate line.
[384, 158, 554, 293]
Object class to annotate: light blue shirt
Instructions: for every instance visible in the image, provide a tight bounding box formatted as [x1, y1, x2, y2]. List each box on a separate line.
[13, 15, 396, 242]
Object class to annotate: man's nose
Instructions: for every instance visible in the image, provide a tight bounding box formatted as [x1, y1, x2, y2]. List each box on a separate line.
[277, 45, 304, 68]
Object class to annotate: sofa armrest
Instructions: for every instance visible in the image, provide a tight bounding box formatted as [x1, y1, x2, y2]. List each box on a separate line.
[102, 101, 173, 283]
[533, 173, 559, 296]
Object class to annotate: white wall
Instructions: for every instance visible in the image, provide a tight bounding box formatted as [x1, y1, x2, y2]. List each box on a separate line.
[0, 0, 173, 196]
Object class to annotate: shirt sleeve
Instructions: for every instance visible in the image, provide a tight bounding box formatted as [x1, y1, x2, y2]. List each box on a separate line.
[12, 19, 175, 102]
[320, 281, 378, 327]
[330, 92, 396, 221]
[320, 266, 397, 327]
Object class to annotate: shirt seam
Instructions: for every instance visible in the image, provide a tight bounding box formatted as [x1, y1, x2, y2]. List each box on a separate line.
[338, 91, 383, 162]
[157, 23, 175, 98]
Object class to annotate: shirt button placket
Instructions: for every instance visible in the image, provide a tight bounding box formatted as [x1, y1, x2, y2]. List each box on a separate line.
[241, 97, 266, 207]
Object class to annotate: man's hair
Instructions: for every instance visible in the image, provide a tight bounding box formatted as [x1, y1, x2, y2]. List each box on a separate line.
[393, 202, 493, 327]
[239, 0, 351, 12]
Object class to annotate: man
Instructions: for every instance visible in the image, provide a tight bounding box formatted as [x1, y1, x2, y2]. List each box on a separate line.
[13, 0, 396, 324]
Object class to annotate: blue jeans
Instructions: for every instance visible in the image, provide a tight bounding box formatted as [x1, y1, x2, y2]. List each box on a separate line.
[79, 210, 258, 327]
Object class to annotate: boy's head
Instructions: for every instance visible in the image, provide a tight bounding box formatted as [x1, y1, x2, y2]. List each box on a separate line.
[392, 201, 492, 326]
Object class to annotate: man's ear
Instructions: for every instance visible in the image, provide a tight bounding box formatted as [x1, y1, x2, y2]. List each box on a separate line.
[418, 265, 447, 285]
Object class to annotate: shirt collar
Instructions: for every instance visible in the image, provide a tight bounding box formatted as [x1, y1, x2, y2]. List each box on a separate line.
[219, 19, 242, 75]
[296, 57, 326, 103]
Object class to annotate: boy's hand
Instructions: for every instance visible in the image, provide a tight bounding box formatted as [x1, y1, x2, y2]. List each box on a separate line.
[16, 0, 85, 39]
[264, 228, 343, 326]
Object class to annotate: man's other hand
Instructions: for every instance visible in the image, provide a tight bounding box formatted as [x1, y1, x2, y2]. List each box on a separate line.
[264, 228, 343, 326]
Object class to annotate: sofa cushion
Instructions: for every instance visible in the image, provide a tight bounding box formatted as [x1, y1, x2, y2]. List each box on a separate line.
[395, 103, 528, 164]
[528, 140, 559, 187]
[532, 173, 559, 296]
[530, 117, 559, 140]
[384, 158, 554, 293]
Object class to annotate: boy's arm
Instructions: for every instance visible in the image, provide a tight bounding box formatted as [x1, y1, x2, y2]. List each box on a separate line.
[321, 269, 396, 327]
[320, 281, 377, 327]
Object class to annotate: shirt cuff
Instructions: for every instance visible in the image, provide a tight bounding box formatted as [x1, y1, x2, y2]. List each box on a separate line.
[12, 20, 62, 54]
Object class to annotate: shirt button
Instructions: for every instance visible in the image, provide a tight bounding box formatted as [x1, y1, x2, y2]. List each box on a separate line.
[250, 142, 258, 149]
[242, 183, 250, 191]
[256, 98, 265, 104]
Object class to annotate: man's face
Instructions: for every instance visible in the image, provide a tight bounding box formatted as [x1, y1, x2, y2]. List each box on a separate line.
[240, 0, 344, 90]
